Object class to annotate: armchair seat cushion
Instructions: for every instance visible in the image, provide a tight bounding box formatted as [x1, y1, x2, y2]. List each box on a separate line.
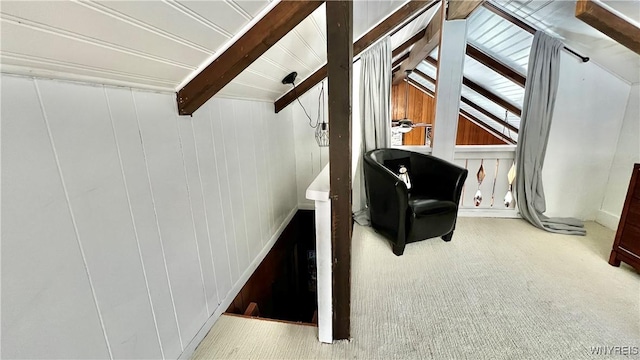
[408, 197, 457, 217]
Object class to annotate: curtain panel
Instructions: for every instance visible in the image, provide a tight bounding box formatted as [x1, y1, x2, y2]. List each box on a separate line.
[515, 31, 586, 235]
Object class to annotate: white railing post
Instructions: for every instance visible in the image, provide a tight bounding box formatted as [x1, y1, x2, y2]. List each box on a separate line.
[432, 19, 468, 162]
[454, 145, 519, 217]
[305, 165, 332, 343]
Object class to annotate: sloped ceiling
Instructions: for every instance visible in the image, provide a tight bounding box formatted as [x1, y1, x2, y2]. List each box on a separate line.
[403, 0, 639, 144]
[0, 1, 272, 92]
[493, 0, 640, 84]
[1, 0, 638, 105]
[0, 0, 416, 101]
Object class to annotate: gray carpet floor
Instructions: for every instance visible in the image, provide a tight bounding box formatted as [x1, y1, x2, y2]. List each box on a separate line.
[192, 218, 639, 359]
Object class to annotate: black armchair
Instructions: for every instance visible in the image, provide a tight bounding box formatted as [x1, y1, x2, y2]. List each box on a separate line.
[363, 148, 468, 256]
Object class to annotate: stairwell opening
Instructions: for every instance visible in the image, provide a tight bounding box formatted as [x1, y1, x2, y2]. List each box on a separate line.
[225, 210, 318, 325]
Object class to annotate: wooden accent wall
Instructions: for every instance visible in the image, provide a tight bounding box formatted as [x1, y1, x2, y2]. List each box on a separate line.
[456, 117, 507, 145]
[392, 82, 434, 145]
[392, 82, 507, 146]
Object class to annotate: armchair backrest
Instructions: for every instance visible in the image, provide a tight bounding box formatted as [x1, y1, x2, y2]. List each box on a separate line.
[365, 148, 468, 204]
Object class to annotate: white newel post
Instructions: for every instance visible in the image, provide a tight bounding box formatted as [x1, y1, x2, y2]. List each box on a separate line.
[305, 164, 332, 343]
[432, 19, 468, 162]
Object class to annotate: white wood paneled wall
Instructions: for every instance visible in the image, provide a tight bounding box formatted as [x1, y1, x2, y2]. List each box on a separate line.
[1, 75, 298, 359]
[293, 61, 364, 213]
[598, 84, 640, 229]
[292, 80, 329, 210]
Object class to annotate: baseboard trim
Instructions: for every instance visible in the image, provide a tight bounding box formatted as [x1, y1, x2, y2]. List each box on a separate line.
[596, 209, 620, 230]
[178, 206, 298, 360]
[298, 202, 315, 211]
[458, 209, 520, 218]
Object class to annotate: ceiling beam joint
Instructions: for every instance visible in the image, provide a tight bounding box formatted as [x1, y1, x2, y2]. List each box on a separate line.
[177, 1, 324, 116]
[392, 2, 443, 84]
[576, 0, 640, 55]
[275, 0, 439, 113]
[447, 0, 485, 20]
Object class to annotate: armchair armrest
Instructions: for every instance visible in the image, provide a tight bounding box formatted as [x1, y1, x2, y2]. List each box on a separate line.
[363, 153, 408, 244]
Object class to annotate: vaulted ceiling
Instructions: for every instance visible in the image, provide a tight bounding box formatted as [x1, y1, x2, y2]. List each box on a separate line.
[1, 0, 638, 108]
[395, 0, 639, 144]
[1, 1, 273, 93]
[0, 0, 427, 101]
[496, 0, 640, 84]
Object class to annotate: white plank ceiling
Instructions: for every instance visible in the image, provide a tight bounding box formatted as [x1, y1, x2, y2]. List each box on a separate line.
[1, 0, 638, 106]
[0, 0, 423, 102]
[492, 0, 640, 84]
[395, 0, 638, 143]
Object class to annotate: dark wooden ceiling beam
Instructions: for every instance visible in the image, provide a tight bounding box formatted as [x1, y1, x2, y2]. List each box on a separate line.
[353, 1, 437, 56]
[483, 2, 589, 62]
[392, 31, 430, 73]
[424, 56, 438, 67]
[177, 1, 324, 115]
[447, 0, 485, 20]
[576, 0, 640, 55]
[466, 44, 526, 87]
[392, 52, 410, 69]
[392, 28, 427, 58]
[425, 56, 522, 116]
[393, 4, 443, 84]
[461, 95, 518, 133]
[414, 68, 436, 84]
[420, 17, 527, 90]
[412, 65, 519, 134]
[462, 77, 521, 116]
[460, 109, 515, 144]
[483, 2, 535, 34]
[408, 78, 435, 96]
[275, 0, 437, 113]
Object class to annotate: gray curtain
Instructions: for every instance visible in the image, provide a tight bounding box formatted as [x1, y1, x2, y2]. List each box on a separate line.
[515, 31, 586, 235]
[354, 37, 392, 225]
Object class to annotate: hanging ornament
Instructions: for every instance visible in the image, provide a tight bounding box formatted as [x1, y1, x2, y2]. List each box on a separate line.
[490, 159, 499, 207]
[474, 189, 483, 207]
[474, 160, 485, 207]
[504, 162, 516, 208]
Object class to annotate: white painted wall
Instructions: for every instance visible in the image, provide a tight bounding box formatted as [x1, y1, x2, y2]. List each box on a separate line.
[597, 84, 640, 229]
[1, 75, 298, 359]
[292, 80, 329, 210]
[543, 55, 631, 221]
[292, 60, 363, 213]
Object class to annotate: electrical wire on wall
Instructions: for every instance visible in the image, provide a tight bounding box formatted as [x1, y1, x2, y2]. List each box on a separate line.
[284, 71, 328, 147]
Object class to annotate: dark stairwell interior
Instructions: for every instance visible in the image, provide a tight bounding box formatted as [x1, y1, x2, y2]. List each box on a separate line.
[225, 210, 318, 325]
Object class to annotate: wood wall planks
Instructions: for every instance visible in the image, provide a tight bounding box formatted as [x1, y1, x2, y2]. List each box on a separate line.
[38, 80, 168, 359]
[105, 86, 184, 357]
[392, 82, 434, 145]
[392, 82, 507, 146]
[1, 75, 298, 359]
[456, 117, 507, 145]
[1, 75, 113, 360]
